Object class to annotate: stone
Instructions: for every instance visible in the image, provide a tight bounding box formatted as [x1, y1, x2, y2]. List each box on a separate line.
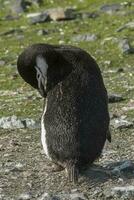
[118, 39, 134, 54]
[18, 193, 32, 200]
[10, 0, 31, 14]
[117, 21, 134, 32]
[0, 60, 5, 66]
[79, 12, 99, 19]
[0, 116, 39, 129]
[107, 160, 134, 175]
[122, 100, 134, 111]
[100, 4, 122, 14]
[72, 34, 97, 42]
[104, 186, 134, 199]
[111, 186, 134, 199]
[70, 192, 88, 200]
[37, 29, 49, 36]
[28, 8, 76, 24]
[110, 118, 133, 129]
[47, 8, 76, 21]
[28, 12, 50, 24]
[108, 94, 124, 103]
[37, 192, 50, 200]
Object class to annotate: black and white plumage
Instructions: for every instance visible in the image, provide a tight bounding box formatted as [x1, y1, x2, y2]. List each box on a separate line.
[17, 43, 110, 183]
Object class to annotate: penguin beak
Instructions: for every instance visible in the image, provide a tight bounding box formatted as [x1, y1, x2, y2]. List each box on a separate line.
[35, 55, 48, 98]
[35, 66, 47, 98]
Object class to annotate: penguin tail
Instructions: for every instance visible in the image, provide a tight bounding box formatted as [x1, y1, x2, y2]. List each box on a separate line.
[66, 161, 79, 183]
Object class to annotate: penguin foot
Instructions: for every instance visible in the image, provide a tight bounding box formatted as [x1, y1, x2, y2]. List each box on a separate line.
[66, 162, 79, 184]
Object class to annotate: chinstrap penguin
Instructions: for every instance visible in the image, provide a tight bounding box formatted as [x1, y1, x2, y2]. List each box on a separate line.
[17, 43, 111, 183]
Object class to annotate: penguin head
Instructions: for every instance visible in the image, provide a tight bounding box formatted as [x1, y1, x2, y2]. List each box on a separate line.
[17, 44, 73, 98]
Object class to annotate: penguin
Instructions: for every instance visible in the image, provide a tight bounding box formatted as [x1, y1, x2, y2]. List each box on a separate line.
[17, 43, 110, 183]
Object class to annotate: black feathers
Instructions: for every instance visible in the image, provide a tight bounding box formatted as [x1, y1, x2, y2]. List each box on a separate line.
[17, 43, 110, 183]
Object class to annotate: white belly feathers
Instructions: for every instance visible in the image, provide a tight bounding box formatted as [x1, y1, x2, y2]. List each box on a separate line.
[41, 98, 51, 159]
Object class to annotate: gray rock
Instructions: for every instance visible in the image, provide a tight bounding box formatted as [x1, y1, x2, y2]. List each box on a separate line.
[47, 8, 76, 21]
[100, 4, 122, 14]
[28, 12, 50, 24]
[28, 8, 76, 24]
[117, 21, 134, 32]
[118, 39, 134, 54]
[70, 192, 88, 200]
[11, 0, 31, 14]
[109, 186, 134, 199]
[80, 12, 99, 19]
[108, 160, 134, 175]
[0, 60, 5, 66]
[0, 116, 39, 129]
[72, 34, 97, 42]
[38, 192, 88, 200]
[103, 185, 134, 200]
[110, 118, 133, 129]
[31, 0, 43, 6]
[108, 94, 124, 103]
[37, 29, 49, 36]
[18, 193, 32, 200]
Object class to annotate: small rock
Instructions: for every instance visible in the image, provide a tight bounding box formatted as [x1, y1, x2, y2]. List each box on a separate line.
[10, 0, 31, 14]
[118, 39, 134, 54]
[28, 12, 50, 24]
[0, 116, 39, 129]
[38, 193, 50, 200]
[108, 94, 124, 103]
[70, 193, 88, 200]
[72, 34, 97, 42]
[111, 186, 134, 199]
[122, 100, 134, 111]
[28, 8, 76, 24]
[0, 60, 6, 66]
[80, 12, 99, 19]
[18, 193, 32, 200]
[47, 8, 76, 21]
[117, 21, 134, 32]
[104, 186, 134, 199]
[100, 4, 122, 14]
[107, 160, 134, 175]
[110, 118, 133, 129]
[37, 29, 49, 36]
[31, 0, 43, 6]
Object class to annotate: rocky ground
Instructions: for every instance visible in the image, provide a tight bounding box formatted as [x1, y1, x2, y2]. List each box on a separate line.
[0, 0, 134, 199]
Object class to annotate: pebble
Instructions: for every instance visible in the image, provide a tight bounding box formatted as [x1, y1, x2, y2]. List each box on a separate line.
[110, 118, 133, 129]
[100, 3, 122, 14]
[28, 8, 76, 24]
[18, 193, 32, 200]
[108, 94, 124, 103]
[117, 21, 134, 32]
[72, 34, 97, 42]
[0, 115, 39, 129]
[111, 186, 134, 199]
[108, 160, 134, 175]
[10, 0, 31, 14]
[118, 39, 134, 54]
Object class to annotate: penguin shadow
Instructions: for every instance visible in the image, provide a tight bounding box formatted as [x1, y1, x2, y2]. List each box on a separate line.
[80, 160, 134, 186]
